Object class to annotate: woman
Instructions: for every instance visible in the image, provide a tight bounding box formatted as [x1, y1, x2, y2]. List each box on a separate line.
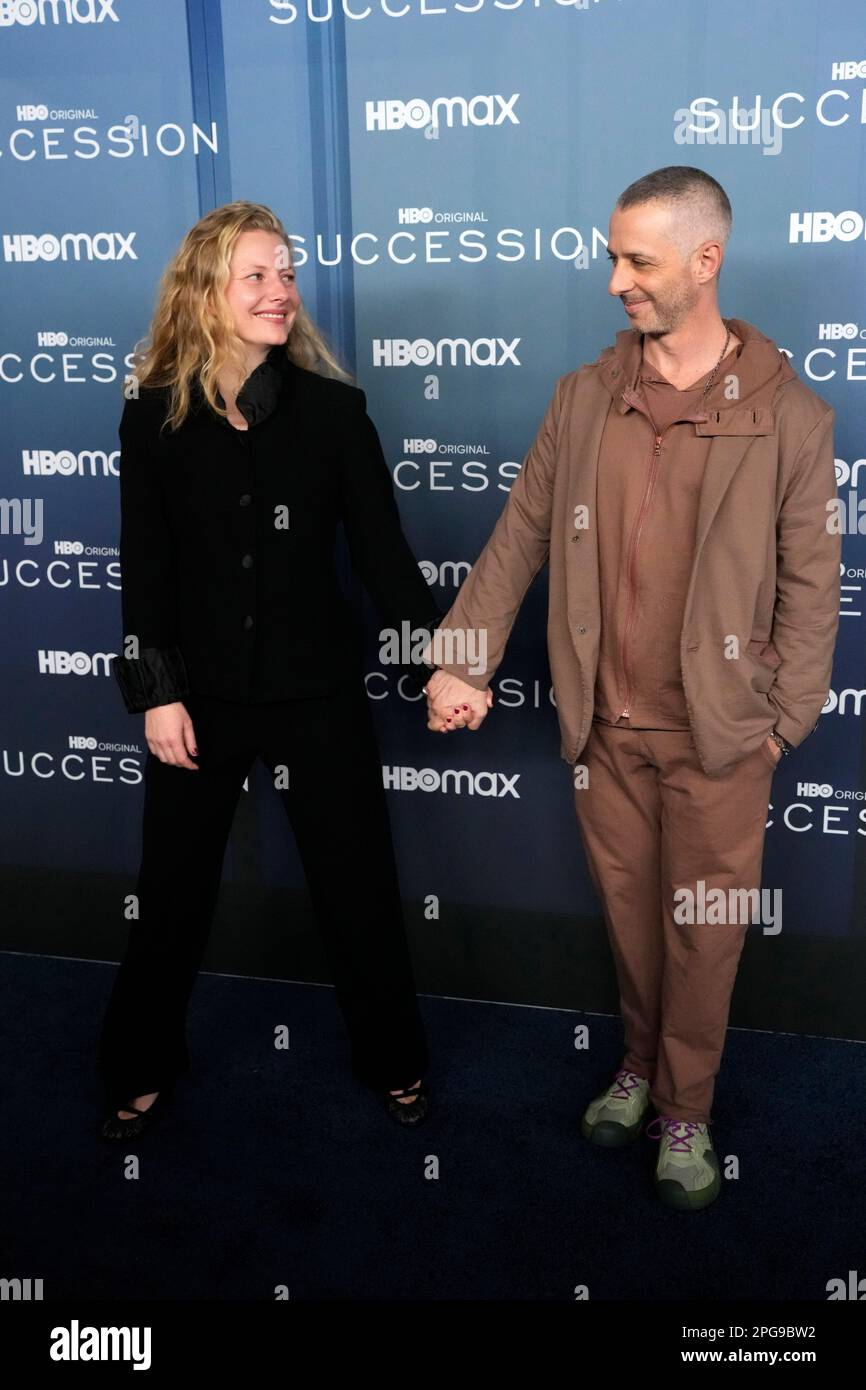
[99, 201, 442, 1139]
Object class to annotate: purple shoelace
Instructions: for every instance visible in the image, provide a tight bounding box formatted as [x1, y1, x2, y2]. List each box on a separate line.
[610, 1067, 645, 1101]
[646, 1116, 704, 1151]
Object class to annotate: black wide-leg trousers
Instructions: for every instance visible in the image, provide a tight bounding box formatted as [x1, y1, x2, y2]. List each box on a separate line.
[97, 685, 428, 1107]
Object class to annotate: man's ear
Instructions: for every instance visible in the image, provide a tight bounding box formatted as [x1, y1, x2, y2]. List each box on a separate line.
[695, 239, 723, 283]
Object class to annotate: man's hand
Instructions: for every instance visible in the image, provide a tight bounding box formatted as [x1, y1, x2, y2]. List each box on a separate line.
[425, 670, 493, 733]
[144, 701, 199, 769]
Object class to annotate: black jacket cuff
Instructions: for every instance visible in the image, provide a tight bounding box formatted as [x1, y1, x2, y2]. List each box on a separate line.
[400, 660, 438, 698]
[112, 645, 190, 714]
[397, 611, 442, 696]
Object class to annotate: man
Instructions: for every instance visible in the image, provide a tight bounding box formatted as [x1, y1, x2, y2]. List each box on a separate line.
[421, 166, 840, 1210]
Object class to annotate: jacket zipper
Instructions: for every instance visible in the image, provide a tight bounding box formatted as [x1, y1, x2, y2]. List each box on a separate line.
[618, 425, 670, 718]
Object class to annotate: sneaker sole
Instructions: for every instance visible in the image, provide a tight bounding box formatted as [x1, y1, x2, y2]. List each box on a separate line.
[655, 1154, 721, 1210]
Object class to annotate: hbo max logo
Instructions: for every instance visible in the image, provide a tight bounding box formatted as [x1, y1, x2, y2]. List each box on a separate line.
[366, 95, 520, 132]
[790, 211, 866, 243]
[372, 337, 521, 367]
[38, 650, 114, 677]
[817, 323, 865, 339]
[1, 1, 118, 22]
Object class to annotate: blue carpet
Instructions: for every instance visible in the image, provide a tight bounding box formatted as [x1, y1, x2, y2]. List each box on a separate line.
[1, 952, 863, 1301]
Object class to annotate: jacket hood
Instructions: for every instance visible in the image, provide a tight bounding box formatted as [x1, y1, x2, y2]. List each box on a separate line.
[595, 316, 797, 421]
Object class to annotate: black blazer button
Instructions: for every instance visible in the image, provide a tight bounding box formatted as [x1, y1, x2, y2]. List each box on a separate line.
[241, 554, 254, 568]
[243, 615, 254, 630]
[239, 494, 252, 506]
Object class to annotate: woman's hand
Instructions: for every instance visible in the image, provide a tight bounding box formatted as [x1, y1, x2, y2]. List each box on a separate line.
[425, 670, 493, 733]
[144, 702, 199, 769]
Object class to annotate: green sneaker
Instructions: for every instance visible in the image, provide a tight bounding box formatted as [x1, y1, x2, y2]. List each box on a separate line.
[581, 1067, 651, 1146]
[647, 1116, 722, 1210]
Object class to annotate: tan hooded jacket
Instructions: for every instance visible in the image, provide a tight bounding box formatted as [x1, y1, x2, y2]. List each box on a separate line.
[432, 317, 840, 778]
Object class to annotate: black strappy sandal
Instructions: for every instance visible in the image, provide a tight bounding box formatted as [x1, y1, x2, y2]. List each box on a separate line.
[101, 1090, 170, 1143]
[384, 1079, 429, 1126]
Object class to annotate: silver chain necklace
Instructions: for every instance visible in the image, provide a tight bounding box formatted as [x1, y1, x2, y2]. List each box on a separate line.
[700, 325, 732, 402]
[643, 324, 731, 398]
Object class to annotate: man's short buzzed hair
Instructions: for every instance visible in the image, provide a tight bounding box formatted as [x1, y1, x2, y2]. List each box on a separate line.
[615, 165, 733, 260]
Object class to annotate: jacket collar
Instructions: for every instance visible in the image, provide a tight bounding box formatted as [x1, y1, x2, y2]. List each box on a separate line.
[596, 316, 796, 436]
[223, 344, 292, 428]
[188, 345, 293, 428]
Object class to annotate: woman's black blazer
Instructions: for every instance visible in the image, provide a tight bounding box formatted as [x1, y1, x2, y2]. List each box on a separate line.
[111, 346, 442, 713]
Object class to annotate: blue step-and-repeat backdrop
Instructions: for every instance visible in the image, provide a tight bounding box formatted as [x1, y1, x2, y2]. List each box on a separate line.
[1, 0, 864, 1032]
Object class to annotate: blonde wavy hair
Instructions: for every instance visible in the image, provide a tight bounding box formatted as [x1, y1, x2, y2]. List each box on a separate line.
[124, 200, 353, 432]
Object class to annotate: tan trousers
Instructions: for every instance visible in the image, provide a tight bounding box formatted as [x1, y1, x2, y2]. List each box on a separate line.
[573, 720, 777, 1123]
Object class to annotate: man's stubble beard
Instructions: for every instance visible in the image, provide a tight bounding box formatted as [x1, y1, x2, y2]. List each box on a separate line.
[639, 280, 701, 339]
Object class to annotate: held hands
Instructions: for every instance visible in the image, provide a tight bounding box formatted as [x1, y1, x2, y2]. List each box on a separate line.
[144, 701, 199, 769]
[425, 670, 493, 734]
